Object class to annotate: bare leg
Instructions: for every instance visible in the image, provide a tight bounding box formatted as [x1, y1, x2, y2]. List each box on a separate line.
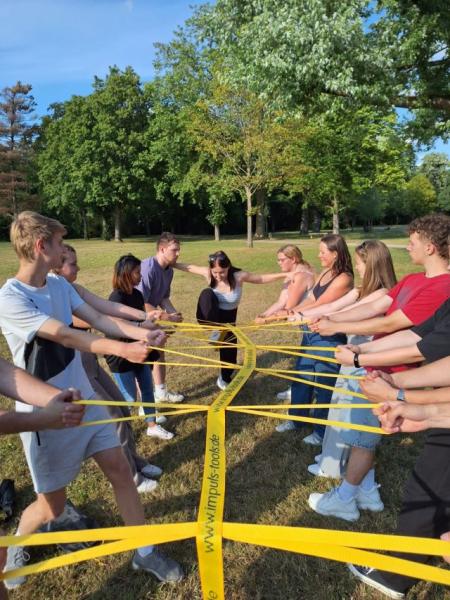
[15, 489, 66, 535]
[93, 447, 144, 525]
[153, 353, 166, 387]
[344, 447, 375, 486]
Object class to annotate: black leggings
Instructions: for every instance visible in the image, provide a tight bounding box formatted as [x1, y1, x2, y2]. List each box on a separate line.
[196, 288, 238, 383]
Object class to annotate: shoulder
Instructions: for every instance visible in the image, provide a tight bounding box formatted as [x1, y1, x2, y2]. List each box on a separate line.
[109, 289, 125, 302]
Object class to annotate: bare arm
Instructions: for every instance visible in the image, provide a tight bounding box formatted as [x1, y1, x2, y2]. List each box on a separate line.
[74, 303, 166, 345]
[336, 343, 424, 368]
[355, 329, 421, 354]
[37, 317, 153, 364]
[238, 271, 289, 284]
[314, 308, 413, 337]
[362, 375, 450, 405]
[73, 283, 148, 322]
[375, 401, 450, 433]
[259, 272, 312, 318]
[173, 262, 209, 278]
[326, 293, 393, 323]
[292, 272, 354, 312]
[302, 288, 360, 318]
[392, 357, 450, 390]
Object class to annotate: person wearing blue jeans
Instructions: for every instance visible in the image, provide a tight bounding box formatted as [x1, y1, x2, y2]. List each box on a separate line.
[278, 328, 344, 443]
[112, 365, 156, 423]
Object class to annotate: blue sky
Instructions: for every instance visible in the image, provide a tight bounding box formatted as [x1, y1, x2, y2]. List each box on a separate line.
[0, 0, 196, 114]
[0, 0, 448, 161]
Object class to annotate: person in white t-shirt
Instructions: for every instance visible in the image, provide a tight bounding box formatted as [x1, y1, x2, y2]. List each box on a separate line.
[0, 212, 183, 590]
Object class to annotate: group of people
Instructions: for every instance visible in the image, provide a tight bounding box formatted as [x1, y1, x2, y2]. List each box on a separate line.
[0, 210, 450, 599]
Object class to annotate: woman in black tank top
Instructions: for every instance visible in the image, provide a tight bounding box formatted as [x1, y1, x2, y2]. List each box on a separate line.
[276, 234, 353, 444]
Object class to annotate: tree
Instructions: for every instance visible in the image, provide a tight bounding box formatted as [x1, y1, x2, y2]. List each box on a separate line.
[187, 80, 309, 246]
[418, 152, 450, 195]
[402, 173, 437, 217]
[198, 0, 450, 141]
[0, 82, 37, 217]
[37, 67, 154, 241]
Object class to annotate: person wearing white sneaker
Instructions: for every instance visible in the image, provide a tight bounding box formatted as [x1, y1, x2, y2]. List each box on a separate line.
[106, 255, 175, 442]
[136, 478, 159, 494]
[308, 487, 360, 522]
[276, 388, 291, 401]
[146, 424, 174, 440]
[137, 232, 184, 403]
[216, 375, 228, 391]
[174, 250, 288, 387]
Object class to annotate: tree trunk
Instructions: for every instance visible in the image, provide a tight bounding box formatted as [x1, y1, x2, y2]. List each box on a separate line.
[214, 224, 220, 241]
[101, 215, 111, 241]
[254, 188, 267, 239]
[332, 195, 340, 234]
[245, 186, 253, 248]
[82, 211, 89, 240]
[114, 205, 122, 242]
[312, 209, 321, 233]
[299, 206, 309, 234]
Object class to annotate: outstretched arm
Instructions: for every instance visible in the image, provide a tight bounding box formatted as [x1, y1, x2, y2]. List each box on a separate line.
[374, 401, 450, 433]
[174, 262, 210, 278]
[291, 272, 354, 313]
[313, 308, 412, 337]
[238, 271, 290, 284]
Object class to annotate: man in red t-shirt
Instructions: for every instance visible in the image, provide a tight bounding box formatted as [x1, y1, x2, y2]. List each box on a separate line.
[307, 213, 450, 522]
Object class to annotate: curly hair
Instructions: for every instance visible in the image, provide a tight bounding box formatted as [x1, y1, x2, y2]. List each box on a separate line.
[408, 213, 450, 259]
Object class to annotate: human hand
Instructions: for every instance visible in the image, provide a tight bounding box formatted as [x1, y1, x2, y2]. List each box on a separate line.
[310, 316, 337, 336]
[124, 340, 150, 363]
[335, 345, 356, 366]
[440, 532, 450, 563]
[374, 401, 430, 434]
[361, 375, 397, 403]
[146, 329, 167, 347]
[41, 388, 84, 429]
[254, 315, 267, 324]
[364, 369, 396, 386]
[167, 312, 183, 323]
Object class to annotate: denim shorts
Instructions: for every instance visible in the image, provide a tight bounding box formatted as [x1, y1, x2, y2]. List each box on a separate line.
[337, 368, 382, 450]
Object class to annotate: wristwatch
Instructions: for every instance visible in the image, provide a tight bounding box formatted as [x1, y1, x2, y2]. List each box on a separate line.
[396, 388, 405, 402]
[353, 352, 360, 368]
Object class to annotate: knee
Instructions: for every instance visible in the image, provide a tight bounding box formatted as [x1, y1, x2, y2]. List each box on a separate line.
[102, 450, 133, 485]
[38, 493, 66, 523]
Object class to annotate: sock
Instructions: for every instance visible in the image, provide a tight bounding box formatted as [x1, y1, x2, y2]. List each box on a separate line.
[137, 545, 154, 557]
[337, 479, 358, 501]
[155, 384, 166, 397]
[359, 468, 376, 491]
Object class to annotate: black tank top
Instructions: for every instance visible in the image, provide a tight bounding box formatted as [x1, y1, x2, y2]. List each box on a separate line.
[312, 270, 338, 300]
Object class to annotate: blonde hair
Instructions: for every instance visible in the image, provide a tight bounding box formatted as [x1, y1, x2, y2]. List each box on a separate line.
[10, 211, 66, 262]
[356, 240, 397, 298]
[277, 244, 310, 268]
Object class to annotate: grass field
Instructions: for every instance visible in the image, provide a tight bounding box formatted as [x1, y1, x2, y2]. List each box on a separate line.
[0, 229, 447, 600]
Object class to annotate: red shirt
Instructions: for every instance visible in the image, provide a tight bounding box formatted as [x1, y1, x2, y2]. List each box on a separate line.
[373, 272, 450, 372]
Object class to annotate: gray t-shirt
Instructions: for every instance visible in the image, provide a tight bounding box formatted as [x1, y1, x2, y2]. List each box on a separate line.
[137, 256, 173, 307]
[0, 273, 95, 412]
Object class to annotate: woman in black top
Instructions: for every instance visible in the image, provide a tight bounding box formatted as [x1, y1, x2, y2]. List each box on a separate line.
[276, 234, 354, 444]
[106, 255, 174, 441]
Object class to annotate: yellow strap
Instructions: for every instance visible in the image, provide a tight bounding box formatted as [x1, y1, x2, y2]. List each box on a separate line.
[256, 344, 337, 352]
[1, 523, 196, 582]
[196, 326, 256, 600]
[145, 345, 237, 368]
[257, 367, 364, 380]
[227, 407, 387, 435]
[264, 369, 367, 399]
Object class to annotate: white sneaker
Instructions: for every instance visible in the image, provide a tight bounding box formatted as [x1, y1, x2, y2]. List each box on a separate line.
[146, 425, 174, 440]
[314, 453, 322, 464]
[155, 390, 184, 404]
[216, 376, 228, 390]
[356, 484, 384, 512]
[3, 545, 30, 589]
[141, 463, 163, 478]
[276, 388, 291, 401]
[302, 432, 323, 446]
[307, 463, 332, 478]
[136, 478, 159, 494]
[138, 406, 167, 425]
[275, 420, 296, 432]
[308, 488, 360, 522]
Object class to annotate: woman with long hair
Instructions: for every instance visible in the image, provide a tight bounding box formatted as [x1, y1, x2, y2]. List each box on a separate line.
[106, 254, 174, 441]
[302, 240, 397, 478]
[174, 250, 289, 389]
[276, 234, 354, 444]
[255, 244, 315, 323]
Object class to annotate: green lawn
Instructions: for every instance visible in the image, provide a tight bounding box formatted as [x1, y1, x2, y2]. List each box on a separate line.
[0, 232, 446, 600]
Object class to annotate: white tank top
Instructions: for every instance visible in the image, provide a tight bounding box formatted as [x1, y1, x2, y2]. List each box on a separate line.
[212, 284, 242, 310]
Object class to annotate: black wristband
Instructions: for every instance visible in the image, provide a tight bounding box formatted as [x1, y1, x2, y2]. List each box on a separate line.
[353, 352, 360, 368]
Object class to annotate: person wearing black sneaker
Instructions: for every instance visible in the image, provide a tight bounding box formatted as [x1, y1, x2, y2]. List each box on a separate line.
[347, 356, 450, 597]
